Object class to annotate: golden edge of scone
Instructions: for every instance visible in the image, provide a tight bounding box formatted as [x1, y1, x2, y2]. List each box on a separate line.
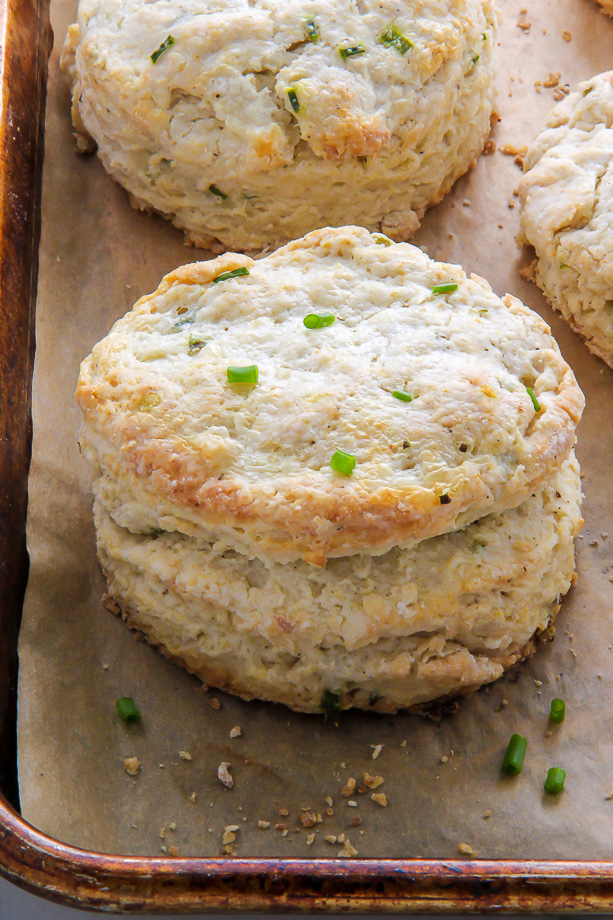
[103, 590, 563, 715]
[596, 0, 613, 15]
[76, 226, 585, 562]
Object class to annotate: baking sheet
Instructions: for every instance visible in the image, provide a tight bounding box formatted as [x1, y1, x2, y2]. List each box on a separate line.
[17, 0, 613, 860]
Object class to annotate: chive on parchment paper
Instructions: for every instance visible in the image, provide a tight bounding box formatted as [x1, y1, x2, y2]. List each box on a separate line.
[17, 0, 613, 859]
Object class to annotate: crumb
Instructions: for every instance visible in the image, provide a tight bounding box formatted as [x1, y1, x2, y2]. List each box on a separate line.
[325, 835, 337, 843]
[363, 773, 384, 789]
[338, 838, 358, 858]
[371, 793, 388, 807]
[545, 730, 553, 738]
[342, 777, 357, 797]
[258, 820, 270, 829]
[605, 794, 613, 801]
[347, 800, 358, 808]
[189, 792, 197, 803]
[301, 811, 317, 827]
[179, 751, 192, 761]
[483, 810, 491, 820]
[275, 823, 287, 831]
[208, 698, 222, 710]
[483, 138, 496, 155]
[337, 833, 345, 843]
[462, 199, 471, 207]
[543, 72, 560, 88]
[534, 680, 543, 687]
[279, 807, 289, 816]
[400, 740, 407, 748]
[306, 833, 315, 846]
[562, 30, 571, 41]
[458, 842, 478, 857]
[217, 762, 233, 788]
[519, 262, 537, 281]
[169, 822, 176, 831]
[124, 756, 140, 776]
[553, 85, 570, 102]
[326, 796, 333, 807]
[326, 808, 334, 816]
[340, 762, 346, 769]
[229, 725, 241, 738]
[160, 828, 165, 839]
[440, 756, 448, 764]
[602, 533, 609, 539]
[160, 845, 167, 853]
[590, 539, 599, 547]
[281, 829, 289, 837]
[168, 845, 179, 857]
[223, 825, 239, 845]
[371, 744, 384, 760]
[102, 663, 109, 670]
[350, 815, 362, 827]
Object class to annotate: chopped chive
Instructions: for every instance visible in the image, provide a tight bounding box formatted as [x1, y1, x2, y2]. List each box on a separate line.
[392, 390, 413, 402]
[227, 364, 258, 385]
[330, 449, 356, 476]
[304, 19, 319, 42]
[287, 88, 301, 113]
[213, 267, 250, 284]
[188, 335, 206, 356]
[150, 35, 175, 63]
[209, 183, 228, 200]
[544, 767, 566, 795]
[303, 312, 335, 329]
[439, 492, 451, 505]
[472, 54, 480, 64]
[482, 32, 487, 40]
[501, 733, 527, 775]
[379, 25, 413, 55]
[431, 282, 458, 294]
[526, 386, 541, 413]
[116, 697, 141, 724]
[339, 43, 366, 59]
[321, 689, 341, 722]
[550, 698, 566, 723]
[373, 232, 393, 246]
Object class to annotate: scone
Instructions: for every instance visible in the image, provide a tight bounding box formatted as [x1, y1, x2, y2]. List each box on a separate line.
[61, 0, 500, 251]
[518, 71, 613, 368]
[95, 455, 582, 714]
[77, 226, 584, 565]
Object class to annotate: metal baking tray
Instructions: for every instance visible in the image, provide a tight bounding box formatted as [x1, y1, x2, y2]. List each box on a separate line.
[3, 0, 613, 910]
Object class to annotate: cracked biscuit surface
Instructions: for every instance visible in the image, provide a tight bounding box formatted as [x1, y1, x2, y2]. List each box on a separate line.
[61, 0, 499, 250]
[519, 71, 613, 368]
[96, 455, 582, 713]
[77, 226, 584, 564]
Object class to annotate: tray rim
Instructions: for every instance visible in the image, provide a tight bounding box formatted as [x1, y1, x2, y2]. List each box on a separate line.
[4, 0, 613, 911]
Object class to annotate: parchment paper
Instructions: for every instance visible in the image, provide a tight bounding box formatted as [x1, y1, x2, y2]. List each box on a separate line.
[17, 0, 613, 860]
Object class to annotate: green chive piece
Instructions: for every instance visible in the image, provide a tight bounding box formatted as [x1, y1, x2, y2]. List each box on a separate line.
[227, 365, 258, 385]
[209, 183, 228, 200]
[544, 767, 566, 795]
[330, 449, 356, 476]
[150, 35, 175, 63]
[439, 492, 451, 505]
[550, 698, 566, 723]
[287, 88, 301, 113]
[472, 54, 480, 64]
[213, 267, 250, 284]
[188, 335, 206, 356]
[373, 232, 393, 246]
[116, 697, 141, 724]
[339, 44, 366, 59]
[392, 390, 413, 402]
[321, 689, 341, 722]
[305, 19, 319, 42]
[501, 733, 527, 775]
[526, 386, 541, 413]
[303, 312, 335, 329]
[379, 25, 413, 55]
[431, 282, 459, 294]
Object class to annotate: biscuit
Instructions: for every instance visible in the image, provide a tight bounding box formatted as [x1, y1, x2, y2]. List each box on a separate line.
[61, 0, 499, 251]
[77, 227, 584, 564]
[519, 71, 613, 368]
[96, 455, 582, 713]
[595, 0, 613, 16]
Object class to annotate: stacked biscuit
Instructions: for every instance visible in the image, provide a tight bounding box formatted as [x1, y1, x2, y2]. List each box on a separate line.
[76, 227, 584, 714]
[61, 0, 500, 251]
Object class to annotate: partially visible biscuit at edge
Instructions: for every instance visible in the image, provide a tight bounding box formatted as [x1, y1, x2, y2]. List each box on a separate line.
[76, 226, 585, 564]
[60, 0, 500, 251]
[518, 71, 613, 369]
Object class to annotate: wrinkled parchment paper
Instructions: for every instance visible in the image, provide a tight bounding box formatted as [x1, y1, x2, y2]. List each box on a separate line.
[17, 0, 613, 860]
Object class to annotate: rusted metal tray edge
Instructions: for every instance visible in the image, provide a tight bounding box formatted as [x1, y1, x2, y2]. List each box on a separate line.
[3, 0, 613, 911]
